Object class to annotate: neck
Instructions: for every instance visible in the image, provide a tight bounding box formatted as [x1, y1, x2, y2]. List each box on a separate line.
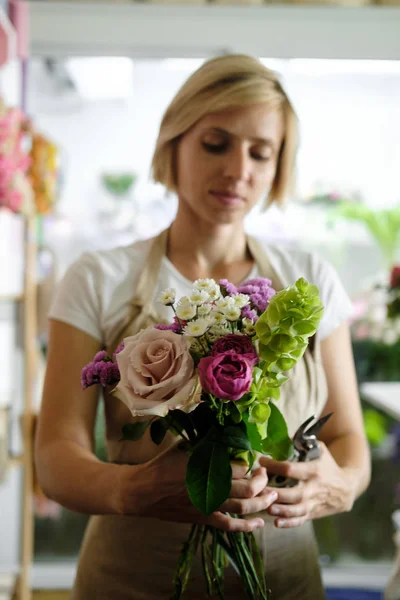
[167, 207, 251, 282]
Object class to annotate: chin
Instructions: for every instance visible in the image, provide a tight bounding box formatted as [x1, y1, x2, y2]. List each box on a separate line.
[204, 210, 245, 227]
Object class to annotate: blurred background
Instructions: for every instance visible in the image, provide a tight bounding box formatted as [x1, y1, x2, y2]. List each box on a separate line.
[0, 1, 400, 599]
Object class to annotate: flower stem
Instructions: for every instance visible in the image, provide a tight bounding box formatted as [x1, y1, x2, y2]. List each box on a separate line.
[201, 526, 213, 595]
[227, 531, 256, 598]
[172, 306, 184, 332]
[171, 523, 202, 600]
[211, 527, 225, 600]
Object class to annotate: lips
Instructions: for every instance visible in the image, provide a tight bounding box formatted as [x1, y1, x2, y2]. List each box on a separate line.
[209, 190, 245, 207]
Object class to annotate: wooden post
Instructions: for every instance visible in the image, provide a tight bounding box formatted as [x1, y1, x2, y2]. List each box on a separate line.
[15, 215, 37, 600]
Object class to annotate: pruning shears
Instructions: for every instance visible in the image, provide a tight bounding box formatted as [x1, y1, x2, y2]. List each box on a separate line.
[268, 412, 333, 488]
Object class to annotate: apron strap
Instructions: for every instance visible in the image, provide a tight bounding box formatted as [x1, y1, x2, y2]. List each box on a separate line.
[247, 235, 284, 292]
[107, 228, 169, 355]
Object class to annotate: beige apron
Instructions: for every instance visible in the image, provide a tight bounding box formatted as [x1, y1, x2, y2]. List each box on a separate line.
[71, 229, 328, 600]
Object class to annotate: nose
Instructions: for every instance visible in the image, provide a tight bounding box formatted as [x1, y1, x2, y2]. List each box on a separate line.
[222, 145, 251, 183]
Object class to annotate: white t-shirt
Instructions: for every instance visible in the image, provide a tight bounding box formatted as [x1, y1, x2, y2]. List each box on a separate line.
[49, 236, 354, 347]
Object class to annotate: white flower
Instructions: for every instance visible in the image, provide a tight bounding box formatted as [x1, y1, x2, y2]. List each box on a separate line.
[183, 317, 213, 337]
[242, 317, 256, 335]
[224, 305, 242, 321]
[157, 288, 176, 306]
[215, 296, 235, 311]
[207, 284, 221, 301]
[232, 293, 250, 309]
[176, 301, 197, 320]
[190, 289, 210, 305]
[194, 278, 217, 292]
[210, 308, 226, 325]
[197, 303, 212, 317]
[178, 296, 192, 306]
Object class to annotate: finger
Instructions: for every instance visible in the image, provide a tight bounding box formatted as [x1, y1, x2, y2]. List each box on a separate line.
[231, 462, 251, 479]
[221, 489, 278, 516]
[268, 502, 308, 520]
[261, 484, 305, 505]
[207, 512, 265, 533]
[259, 456, 320, 482]
[273, 515, 308, 529]
[230, 467, 268, 498]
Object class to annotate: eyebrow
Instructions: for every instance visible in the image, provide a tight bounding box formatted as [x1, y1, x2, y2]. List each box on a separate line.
[205, 127, 275, 147]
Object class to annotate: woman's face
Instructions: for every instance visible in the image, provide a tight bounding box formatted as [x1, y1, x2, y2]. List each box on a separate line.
[175, 103, 284, 226]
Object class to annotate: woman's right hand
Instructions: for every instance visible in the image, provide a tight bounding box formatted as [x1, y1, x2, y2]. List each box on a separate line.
[115, 444, 277, 532]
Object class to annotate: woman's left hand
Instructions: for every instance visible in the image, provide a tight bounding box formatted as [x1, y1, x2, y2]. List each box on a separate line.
[258, 442, 357, 529]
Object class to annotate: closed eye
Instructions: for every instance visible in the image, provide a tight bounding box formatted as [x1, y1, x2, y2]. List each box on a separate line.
[202, 142, 227, 154]
[202, 141, 271, 162]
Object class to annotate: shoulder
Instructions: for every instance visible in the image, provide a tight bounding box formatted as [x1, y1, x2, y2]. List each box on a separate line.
[255, 239, 330, 286]
[49, 237, 153, 343]
[65, 237, 152, 287]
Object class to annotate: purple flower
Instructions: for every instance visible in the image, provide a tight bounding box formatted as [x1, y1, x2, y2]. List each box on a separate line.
[94, 350, 108, 362]
[81, 359, 120, 390]
[198, 350, 253, 401]
[237, 277, 276, 315]
[219, 278, 238, 296]
[113, 342, 125, 360]
[154, 322, 181, 333]
[241, 306, 258, 323]
[211, 334, 258, 366]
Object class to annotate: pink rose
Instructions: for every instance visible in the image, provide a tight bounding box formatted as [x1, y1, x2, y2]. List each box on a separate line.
[115, 328, 197, 417]
[198, 350, 253, 402]
[211, 334, 258, 366]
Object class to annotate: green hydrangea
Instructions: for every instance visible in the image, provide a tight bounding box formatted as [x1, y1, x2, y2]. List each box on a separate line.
[255, 277, 324, 375]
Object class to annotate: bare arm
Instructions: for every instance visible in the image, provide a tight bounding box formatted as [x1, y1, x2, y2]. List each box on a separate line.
[318, 321, 371, 499]
[35, 319, 123, 514]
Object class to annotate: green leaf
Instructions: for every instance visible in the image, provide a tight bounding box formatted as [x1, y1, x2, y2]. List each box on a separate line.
[121, 420, 151, 441]
[150, 417, 171, 445]
[169, 409, 196, 441]
[219, 426, 252, 451]
[243, 413, 264, 453]
[261, 402, 294, 461]
[186, 442, 232, 515]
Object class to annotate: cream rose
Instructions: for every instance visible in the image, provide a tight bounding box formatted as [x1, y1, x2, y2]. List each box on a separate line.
[114, 328, 198, 417]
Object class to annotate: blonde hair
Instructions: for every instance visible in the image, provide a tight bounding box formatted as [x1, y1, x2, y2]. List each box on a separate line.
[151, 54, 298, 207]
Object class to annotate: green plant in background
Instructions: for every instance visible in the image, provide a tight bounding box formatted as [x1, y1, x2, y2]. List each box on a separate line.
[363, 407, 389, 447]
[101, 172, 137, 197]
[331, 201, 400, 269]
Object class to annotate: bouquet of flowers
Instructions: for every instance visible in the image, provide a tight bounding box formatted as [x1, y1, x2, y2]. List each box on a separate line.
[82, 275, 324, 600]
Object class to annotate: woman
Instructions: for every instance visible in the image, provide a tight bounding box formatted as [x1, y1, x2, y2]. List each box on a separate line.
[35, 54, 371, 599]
